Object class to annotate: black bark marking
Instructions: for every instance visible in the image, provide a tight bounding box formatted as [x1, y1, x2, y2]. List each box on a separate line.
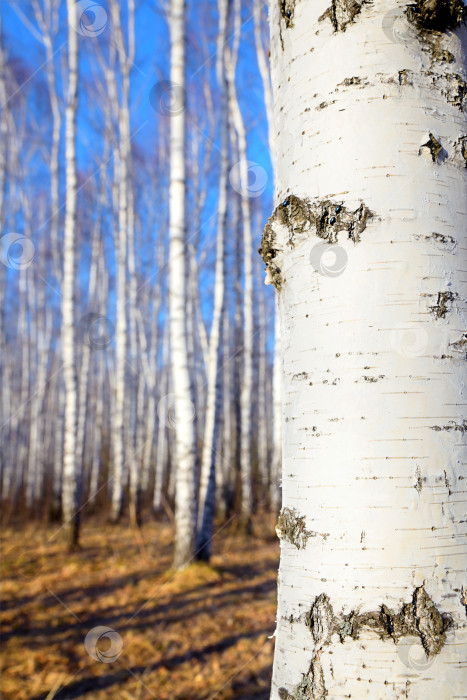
[399, 69, 413, 86]
[419, 231, 457, 251]
[292, 371, 309, 381]
[415, 465, 423, 494]
[431, 419, 467, 434]
[319, 0, 372, 32]
[429, 290, 456, 318]
[337, 75, 364, 86]
[444, 470, 452, 495]
[315, 100, 336, 110]
[407, 0, 466, 31]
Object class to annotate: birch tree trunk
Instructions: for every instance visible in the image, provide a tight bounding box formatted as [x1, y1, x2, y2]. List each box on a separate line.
[61, 0, 80, 548]
[263, 1, 467, 697]
[227, 0, 254, 529]
[108, 0, 132, 522]
[168, 0, 198, 569]
[195, 0, 230, 561]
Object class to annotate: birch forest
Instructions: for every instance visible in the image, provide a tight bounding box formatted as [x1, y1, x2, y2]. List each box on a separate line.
[0, 0, 278, 548]
[1, 1, 281, 696]
[2, 1, 467, 698]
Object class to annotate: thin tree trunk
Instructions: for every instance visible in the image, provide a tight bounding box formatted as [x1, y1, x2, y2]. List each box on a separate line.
[61, 0, 80, 549]
[227, 0, 254, 530]
[108, 0, 133, 522]
[195, 0, 230, 561]
[168, 0, 198, 569]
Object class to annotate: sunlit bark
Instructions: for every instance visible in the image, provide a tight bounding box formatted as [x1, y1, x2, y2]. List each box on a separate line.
[265, 1, 467, 697]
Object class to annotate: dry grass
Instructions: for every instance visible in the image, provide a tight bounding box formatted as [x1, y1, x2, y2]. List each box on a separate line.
[0, 515, 279, 699]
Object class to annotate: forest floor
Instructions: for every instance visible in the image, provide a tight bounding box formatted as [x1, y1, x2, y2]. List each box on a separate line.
[0, 514, 279, 699]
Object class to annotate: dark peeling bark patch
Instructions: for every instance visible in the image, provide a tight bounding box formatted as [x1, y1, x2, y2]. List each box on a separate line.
[306, 593, 335, 648]
[461, 586, 467, 617]
[419, 133, 445, 162]
[276, 507, 312, 549]
[405, 1, 466, 64]
[330, 586, 451, 652]
[398, 69, 467, 111]
[278, 0, 295, 50]
[431, 419, 467, 434]
[259, 221, 282, 291]
[319, 0, 372, 32]
[449, 333, 467, 358]
[442, 73, 467, 110]
[260, 196, 375, 290]
[455, 136, 467, 166]
[276, 507, 329, 548]
[407, 0, 466, 31]
[280, 0, 295, 27]
[279, 656, 327, 700]
[422, 72, 467, 111]
[292, 195, 372, 243]
[281, 585, 451, 699]
[413, 585, 451, 656]
[430, 290, 456, 318]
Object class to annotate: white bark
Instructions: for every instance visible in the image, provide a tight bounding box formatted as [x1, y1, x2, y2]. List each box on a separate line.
[154, 322, 170, 513]
[266, 1, 467, 698]
[168, 0, 198, 569]
[227, 0, 254, 527]
[271, 300, 282, 511]
[195, 0, 230, 560]
[108, 0, 133, 522]
[61, 0, 79, 547]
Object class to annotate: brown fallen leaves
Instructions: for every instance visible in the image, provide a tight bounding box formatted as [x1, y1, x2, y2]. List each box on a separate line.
[0, 516, 278, 699]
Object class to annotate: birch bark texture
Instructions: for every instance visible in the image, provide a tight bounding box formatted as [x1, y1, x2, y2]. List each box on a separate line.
[61, 0, 80, 548]
[263, 1, 467, 698]
[195, 0, 230, 561]
[168, 0, 198, 569]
